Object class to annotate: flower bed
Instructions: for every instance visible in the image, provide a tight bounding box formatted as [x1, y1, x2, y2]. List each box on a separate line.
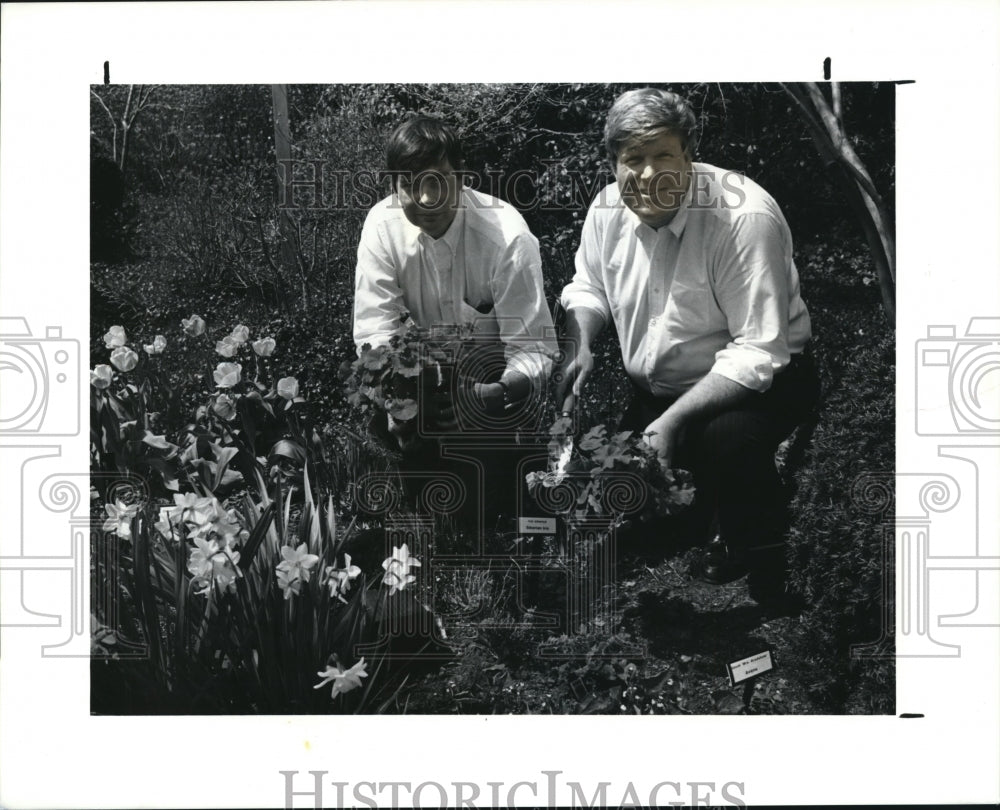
[90, 318, 435, 713]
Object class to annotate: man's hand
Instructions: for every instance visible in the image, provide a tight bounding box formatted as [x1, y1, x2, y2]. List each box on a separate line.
[642, 411, 684, 470]
[553, 306, 606, 414]
[473, 382, 507, 417]
[386, 413, 422, 452]
[553, 344, 594, 413]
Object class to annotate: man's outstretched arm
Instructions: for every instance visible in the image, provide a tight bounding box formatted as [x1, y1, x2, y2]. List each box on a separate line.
[642, 372, 754, 468]
[553, 305, 607, 413]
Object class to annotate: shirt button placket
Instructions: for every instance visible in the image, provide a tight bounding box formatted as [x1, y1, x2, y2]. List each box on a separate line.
[435, 241, 454, 316]
[646, 229, 673, 391]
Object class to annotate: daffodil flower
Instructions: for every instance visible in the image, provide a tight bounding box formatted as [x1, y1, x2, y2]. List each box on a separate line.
[188, 536, 241, 594]
[211, 546, 242, 591]
[314, 657, 368, 699]
[102, 499, 139, 539]
[325, 554, 362, 602]
[276, 543, 320, 599]
[381, 543, 421, 595]
[154, 506, 179, 540]
[173, 493, 220, 533]
[188, 535, 219, 580]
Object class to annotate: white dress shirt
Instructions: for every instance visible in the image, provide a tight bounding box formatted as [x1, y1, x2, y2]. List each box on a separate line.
[354, 187, 555, 384]
[562, 163, 811, 397]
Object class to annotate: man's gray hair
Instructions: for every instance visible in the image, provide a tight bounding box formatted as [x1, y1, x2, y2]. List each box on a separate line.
[604, 88, 699, 164]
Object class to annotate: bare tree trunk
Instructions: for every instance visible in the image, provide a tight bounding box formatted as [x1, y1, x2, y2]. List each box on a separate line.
[782, 82, 895, 322]
[119, 85, 134, 174]
[271, 84, 299, 311]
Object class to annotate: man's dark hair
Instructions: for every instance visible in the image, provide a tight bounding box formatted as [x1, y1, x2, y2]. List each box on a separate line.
[604, 88, 699, 164]
[386, 115, 464, 175]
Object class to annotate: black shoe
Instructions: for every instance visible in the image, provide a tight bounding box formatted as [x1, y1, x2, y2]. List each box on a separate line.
[694, 535, 748, 584]
[701, 556, 749, 585]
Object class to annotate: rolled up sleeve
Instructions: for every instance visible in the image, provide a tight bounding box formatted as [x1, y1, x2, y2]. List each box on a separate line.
[710, 213, 793, 392]
[354, 216, 406, 353]
[560, 204, 612, 325]
[491, 232, 557, 385]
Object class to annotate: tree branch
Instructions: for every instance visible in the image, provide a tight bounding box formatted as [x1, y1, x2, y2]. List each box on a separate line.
[781, 82, 896, 318]
[90, 89, 119, 162]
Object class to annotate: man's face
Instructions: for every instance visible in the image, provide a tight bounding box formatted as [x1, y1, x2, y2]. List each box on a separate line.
[615, 128, 692, 229]
[395, 159, 462, 239]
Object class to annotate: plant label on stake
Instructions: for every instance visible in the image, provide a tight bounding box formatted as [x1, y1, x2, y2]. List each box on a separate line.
[726, 649, 775, 686]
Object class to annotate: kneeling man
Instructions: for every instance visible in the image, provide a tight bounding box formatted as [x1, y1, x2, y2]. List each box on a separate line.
[556, 89, 819, 604]
[354, 115, 556, 524]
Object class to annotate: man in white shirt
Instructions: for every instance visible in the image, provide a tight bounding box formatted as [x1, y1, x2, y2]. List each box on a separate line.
[555, 89, 819, 605]
[354, 115, 556, 523]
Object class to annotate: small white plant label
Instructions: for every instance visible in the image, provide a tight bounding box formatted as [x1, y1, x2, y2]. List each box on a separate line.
[727, 650, 775, 686]
[518, 516, 557, 534]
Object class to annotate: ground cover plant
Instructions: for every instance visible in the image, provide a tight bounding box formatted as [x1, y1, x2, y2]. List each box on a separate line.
[91, 82, 894, 714]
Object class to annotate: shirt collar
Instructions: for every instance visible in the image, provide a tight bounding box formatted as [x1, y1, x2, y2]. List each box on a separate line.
[629, 175, 694, 239]
[413, 189, 467, 251]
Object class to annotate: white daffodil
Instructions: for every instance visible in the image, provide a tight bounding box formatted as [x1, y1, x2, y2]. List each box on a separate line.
[381, 543, 422, 595]
[314, 658, 368, 699]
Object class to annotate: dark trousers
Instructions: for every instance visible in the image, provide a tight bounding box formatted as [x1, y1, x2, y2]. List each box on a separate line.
[619, 352, 820, 557]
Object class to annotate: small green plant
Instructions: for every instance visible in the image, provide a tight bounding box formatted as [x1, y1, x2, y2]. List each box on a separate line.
[342, 320, 476, 428]
[525, 416, 696, 536]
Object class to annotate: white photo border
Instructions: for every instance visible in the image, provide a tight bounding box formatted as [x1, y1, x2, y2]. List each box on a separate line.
[1, 1, 998, 807]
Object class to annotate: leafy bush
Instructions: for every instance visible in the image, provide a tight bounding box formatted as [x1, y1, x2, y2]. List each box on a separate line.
[784, 241, 895, 712]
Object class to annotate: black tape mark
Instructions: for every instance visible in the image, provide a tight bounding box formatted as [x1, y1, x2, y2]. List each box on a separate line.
[823, 57, 831, 80]
[104, 61, 110, 85]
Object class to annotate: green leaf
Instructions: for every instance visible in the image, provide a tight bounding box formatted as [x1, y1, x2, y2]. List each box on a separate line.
[268, 439, 306, 466]
[238, 502, 276, 572]
[141, 431, 176, 452]
[387, 398, 418, 421]
[579, 425, 607, 451]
